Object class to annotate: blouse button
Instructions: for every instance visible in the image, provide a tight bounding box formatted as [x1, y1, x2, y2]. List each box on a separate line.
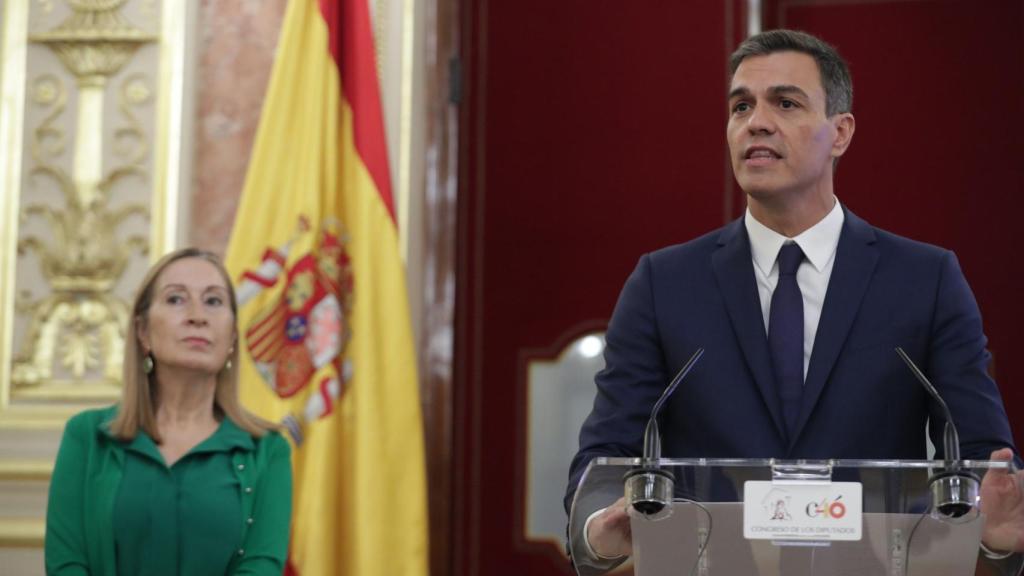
[247, 517, 255, 525]
[237, 549, 245, 556]
[245, 486, 253, 494]
[237, 464, 246, 471]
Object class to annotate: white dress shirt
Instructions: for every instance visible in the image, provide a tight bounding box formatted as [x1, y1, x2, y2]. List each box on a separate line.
[744, 198, 845, 380]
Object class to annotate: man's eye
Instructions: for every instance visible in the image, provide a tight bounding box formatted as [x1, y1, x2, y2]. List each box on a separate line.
[732, 102, 750, 113]
[780, 99, 797, 109]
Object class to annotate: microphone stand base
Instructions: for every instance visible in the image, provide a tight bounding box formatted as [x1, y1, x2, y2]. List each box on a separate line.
[624, 468, 674, 520]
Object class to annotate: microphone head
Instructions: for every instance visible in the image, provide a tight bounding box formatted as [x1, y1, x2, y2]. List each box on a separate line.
[624, 467, 674, 520]
[929, 469, 980, 521]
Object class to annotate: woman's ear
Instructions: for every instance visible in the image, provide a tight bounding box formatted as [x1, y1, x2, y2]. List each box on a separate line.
[136, 317, 150, 352]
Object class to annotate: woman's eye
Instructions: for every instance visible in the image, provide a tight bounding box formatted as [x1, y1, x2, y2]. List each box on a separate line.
[205, 296, 224, 306]
[166, 294, 184, 305]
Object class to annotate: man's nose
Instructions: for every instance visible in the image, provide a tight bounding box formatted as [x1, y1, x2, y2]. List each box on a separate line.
[746, 104, 776, 134]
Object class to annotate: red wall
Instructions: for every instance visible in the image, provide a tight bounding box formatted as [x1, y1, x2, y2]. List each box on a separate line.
[769, 0, 1023, 444]
[455, 1, 1023, 574]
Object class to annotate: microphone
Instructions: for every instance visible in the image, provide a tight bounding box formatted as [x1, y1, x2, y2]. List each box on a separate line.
[624, 347, 704, 519]
[895, 347, 979, 518]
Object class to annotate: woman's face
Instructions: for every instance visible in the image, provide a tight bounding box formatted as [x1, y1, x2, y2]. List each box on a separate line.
[138, 257, 236, 377]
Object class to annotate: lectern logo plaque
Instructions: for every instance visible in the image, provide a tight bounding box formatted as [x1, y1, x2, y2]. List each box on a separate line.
[743, 481, 863, 542]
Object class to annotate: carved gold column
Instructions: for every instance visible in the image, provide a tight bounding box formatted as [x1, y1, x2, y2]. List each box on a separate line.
[10, 0, 154, 400]
[0, 0, 195, 417]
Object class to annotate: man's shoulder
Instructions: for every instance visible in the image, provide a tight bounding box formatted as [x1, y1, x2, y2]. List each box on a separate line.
[855, 214, 952, 263]
[647, 221, 736, 265]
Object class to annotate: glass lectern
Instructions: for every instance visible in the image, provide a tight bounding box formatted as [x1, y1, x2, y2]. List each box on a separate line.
[569, 458, 1018, 576]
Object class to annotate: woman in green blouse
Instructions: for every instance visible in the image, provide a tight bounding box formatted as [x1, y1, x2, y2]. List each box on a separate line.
[45, 248, 292, 575]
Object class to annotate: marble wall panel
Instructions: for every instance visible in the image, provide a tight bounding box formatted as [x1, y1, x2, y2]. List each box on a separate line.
[191, 0, 288, 254]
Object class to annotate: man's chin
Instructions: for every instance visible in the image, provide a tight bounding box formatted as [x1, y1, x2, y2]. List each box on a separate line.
[739, 182, 786, 200]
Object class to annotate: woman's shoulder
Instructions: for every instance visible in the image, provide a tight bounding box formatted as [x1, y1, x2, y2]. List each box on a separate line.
[255, 429, 292, 457]
[221, 416, 290, 455]
[64, 405, 119, 435]
[239, 429, 291, 478]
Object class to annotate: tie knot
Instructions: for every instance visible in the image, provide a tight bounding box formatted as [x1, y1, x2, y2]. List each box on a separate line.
[777, 243, 804, 276]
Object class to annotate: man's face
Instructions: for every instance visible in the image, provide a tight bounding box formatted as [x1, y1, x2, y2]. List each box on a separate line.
[727, 51, 851, 202]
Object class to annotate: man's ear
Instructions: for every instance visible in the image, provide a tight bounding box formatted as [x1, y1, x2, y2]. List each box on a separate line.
[831, 112, 856, 158]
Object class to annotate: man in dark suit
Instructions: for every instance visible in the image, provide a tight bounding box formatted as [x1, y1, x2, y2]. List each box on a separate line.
[566, 29, 1023, 572]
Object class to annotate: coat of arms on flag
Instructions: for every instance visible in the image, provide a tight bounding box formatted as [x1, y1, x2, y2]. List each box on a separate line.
[236, 216, 354, 444]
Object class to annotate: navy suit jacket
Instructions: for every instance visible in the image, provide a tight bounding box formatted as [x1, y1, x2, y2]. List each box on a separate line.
[566, 207, 1016, 511]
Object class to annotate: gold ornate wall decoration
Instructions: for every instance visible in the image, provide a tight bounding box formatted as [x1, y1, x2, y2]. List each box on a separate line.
[137, 0, 158, 26]
[29, 74, 67, 160]
[114, 72, 151, 165]
[11, 0, 156, 400]
[30, 0, 157, 83]
[35, 0, 57, 15]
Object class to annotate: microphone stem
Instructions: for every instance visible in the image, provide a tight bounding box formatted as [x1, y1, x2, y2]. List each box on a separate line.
[643, 419, 661, 466]
[642, 347, 704, 463]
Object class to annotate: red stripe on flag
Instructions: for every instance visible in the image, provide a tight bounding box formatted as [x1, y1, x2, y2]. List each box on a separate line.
[246, 314, 286, 358]
[249, 335, 284, 361]
[319, 377, 336, 417]
[263, 248, 286, 267]
[248, 324, 284, 354]
[241, 270, 279, 288]
[318, 0, 396, 223]
[245, 307, 286, 341]
[247, 333, 280, 357]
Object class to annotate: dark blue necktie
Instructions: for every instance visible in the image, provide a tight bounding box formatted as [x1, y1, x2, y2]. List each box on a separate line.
[769, 243, 805, 440]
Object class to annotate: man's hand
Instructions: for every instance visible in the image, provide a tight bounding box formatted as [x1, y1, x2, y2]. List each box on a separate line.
[587, 497, 633, 560]
[980, 448, 1024, 554]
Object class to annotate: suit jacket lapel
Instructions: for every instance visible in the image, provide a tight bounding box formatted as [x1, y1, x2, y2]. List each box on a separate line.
[791, 207, 878, 448]
[712, 218, 788, 442]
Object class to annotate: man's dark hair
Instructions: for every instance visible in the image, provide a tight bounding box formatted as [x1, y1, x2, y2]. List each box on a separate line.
[730, 29, 853, 117]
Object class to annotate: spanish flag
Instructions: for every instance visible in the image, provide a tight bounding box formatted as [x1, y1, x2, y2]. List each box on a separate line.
[223, 0, 429, 574]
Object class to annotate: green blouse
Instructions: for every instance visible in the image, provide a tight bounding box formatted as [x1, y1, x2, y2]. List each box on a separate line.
[45, 406, 292, 576]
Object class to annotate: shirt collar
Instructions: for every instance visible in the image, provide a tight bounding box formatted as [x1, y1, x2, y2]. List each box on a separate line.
[101, 412, 256, 454]
[745, 197, 845, 276]
[197, 417, 255, 452]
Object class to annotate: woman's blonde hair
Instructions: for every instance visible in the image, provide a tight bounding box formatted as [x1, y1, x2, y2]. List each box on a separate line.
[109, 248, 274, 441]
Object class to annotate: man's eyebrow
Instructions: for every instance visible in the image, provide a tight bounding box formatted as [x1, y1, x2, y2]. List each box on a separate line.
[728, 86, 751, 101]
[727, 85, 811, 101]
[768, 84, 810, 100]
